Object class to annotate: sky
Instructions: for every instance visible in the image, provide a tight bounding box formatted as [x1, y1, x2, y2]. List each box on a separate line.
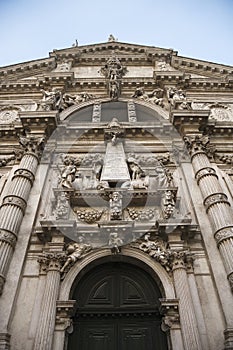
[0, 0, 232, 68]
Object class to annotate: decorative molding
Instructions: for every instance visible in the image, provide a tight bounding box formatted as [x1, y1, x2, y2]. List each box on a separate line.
[214, 227, 233, 245]
[195, 167, 218, 184]
[2, 195, 27, 214]
[0, 229, 17, 247]
[203, 193, 230, 212]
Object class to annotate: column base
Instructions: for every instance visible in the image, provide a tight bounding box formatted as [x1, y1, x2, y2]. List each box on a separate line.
[0, 333, 10, 350]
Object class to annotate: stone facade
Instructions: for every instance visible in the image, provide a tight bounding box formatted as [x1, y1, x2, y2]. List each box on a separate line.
[0, 39, 233, 350]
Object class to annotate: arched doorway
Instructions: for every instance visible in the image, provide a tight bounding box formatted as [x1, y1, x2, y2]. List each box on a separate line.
[68, 261, 168, 350]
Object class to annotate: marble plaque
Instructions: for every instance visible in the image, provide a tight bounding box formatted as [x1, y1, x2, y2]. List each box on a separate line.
[101, 142, 130, 182]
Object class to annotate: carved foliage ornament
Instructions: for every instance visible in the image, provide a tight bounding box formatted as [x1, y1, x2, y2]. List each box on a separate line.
[132, 234, 193, 273]
[19, 135, 45, 157]
[183, 135, 210, 156]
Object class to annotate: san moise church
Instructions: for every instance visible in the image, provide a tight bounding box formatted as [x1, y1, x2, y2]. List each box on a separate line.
[0, 36, 233, 350]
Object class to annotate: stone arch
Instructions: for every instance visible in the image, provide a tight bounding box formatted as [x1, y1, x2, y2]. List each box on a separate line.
[59, 97, 169, 122]
[59, 247, 175, 301]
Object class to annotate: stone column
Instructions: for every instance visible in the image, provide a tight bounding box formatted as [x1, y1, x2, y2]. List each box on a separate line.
[184, 134, 233, 291]
[0, 136, 44, 294]
[33, 251, 65, 350]
[171, 251, 203, 350]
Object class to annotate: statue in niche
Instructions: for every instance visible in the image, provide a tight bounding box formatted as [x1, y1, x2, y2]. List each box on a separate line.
[38, 88, 62, 111]
[109, 191, 122, 220]
[127, 157, 145, 180]
[100, 55, 127, 100]
[154, 163, 172, 188]
[60, 237, 92, 273]
[60, 159, 77, 189]
[108, 232, 123, 254]
[109, 80, 120, 100]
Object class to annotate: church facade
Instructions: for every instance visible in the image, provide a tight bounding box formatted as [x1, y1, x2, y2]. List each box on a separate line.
[0, 37, 233, 350]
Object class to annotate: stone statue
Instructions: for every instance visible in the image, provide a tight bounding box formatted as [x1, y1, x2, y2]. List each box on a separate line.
[167, 87, 189, 108]
[162, 190, 176, 219]
[108, 232, 123, 253]
[109, 191, 122, 220]
[132, 87, 164, 107]
[109, 80, 120, 100]
[61, 160, 77, 189]
[108, 34, 117, 42]
[38, 88, 62, 111]
[60, 238, 92, 272]
[138, 234, 170, 271]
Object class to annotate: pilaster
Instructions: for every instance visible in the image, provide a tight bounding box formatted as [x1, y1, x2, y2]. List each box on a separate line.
[33, 238, 66, 350]
[170, 250, 203, 350]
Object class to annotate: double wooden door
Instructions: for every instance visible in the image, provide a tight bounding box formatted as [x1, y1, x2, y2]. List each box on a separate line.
[68, 262, 168, 350]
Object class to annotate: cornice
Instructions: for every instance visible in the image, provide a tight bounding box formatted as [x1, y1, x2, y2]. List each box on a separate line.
[171, 55, 233, 78]
[0, 58, 55, 81]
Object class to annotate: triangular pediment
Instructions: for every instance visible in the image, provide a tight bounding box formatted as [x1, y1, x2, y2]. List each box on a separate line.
[0, 40, 232, 85]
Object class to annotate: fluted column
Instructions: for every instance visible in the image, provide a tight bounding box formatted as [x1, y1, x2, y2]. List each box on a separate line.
[33, 252, 65, 350]
[0, 136, 44, 294]
[184, 135, 233, 291]
[171, 251, 203, 350]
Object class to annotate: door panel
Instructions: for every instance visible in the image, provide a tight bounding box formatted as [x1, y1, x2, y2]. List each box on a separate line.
[68, 262, 168, 350]
[69, 322, 116, 350]
[69, 317, 166, 350]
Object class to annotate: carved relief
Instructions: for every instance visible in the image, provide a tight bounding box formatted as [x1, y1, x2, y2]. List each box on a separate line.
[109, 191, 122, 220]
[55, 60, 72, 72]
[0, 106, 20, 124]
[54, 192, 70, 220]
[209, 103, 233, 121]
[126, 207, 156, 221]
[127, 100, 137, 122]
[155, 60, 174, 71]
[192, 102, 233, 121]
[76, 208, 104, 223]
[161, 189, 177, 219]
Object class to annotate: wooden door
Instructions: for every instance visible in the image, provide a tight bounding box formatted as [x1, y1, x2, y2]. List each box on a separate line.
[68, 262, 168, 350]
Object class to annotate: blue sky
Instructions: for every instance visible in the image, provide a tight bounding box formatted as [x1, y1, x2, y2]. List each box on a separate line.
[0, 0, 232, 67]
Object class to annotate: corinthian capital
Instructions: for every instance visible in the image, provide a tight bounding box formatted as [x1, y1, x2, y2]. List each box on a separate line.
[169, 250, 193, 271]
[38, 252, 66, 273]
[183, 134, 210, 157]
[19, 135, 45, 157]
